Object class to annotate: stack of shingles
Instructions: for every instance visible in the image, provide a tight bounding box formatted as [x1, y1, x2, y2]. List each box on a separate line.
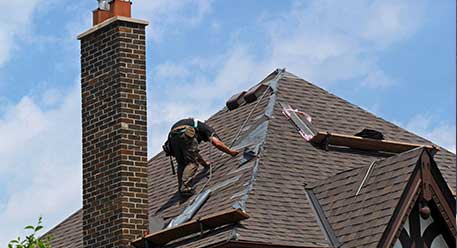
[308, 147, 424, 247]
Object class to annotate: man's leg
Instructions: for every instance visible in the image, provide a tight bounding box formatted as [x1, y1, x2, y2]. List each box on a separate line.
[176, 164, 184, 192]
[181, 163, 198, 192]
[179, 136, 201, 192]
[169, 133, 187, 193]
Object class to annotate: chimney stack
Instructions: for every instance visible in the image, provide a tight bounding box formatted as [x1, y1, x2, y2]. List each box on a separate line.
[93, 0, 132, 26]
[78, 2, 149, 247]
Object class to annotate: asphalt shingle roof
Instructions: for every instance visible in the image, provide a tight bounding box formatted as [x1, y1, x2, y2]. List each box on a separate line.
[42, 70, 456, 248]
[309, 147, 425, 248]
[43, 210, 82, 248]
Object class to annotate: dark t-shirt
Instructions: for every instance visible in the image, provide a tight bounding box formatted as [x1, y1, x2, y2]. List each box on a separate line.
[171, 118, 217, 143]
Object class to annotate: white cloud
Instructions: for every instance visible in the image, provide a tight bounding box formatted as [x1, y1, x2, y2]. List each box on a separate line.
[0, 0, 437, 243]
[0, 0, 43, 65]
[361, 0, 426, 47]
[401, 114, 456, 153]
[361, 69, 393, 88]
[155, 62, 191, 81]
[41, 88, 64, 107]
[147, 0, 427, 154]
[261, 0, 426, 86]
[0, 97, 47, 156]
[0, 83, 82, 246]
[133, 0, 212, 42]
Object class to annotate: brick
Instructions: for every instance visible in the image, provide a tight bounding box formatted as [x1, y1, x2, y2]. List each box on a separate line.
[80, 19, 148, 248]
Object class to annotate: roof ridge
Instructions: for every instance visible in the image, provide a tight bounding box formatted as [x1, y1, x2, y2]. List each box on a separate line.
[232, 69, 285, 211]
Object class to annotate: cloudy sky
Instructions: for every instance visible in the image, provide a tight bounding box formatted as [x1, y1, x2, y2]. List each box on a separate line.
[0, 0, 455, 245]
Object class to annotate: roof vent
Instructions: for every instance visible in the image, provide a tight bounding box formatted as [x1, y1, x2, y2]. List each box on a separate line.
[98, 0, 110, 10]
[355, 129, 384, 140]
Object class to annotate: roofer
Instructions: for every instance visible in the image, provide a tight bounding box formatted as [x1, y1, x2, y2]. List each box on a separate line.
[164, 118, 240, 195]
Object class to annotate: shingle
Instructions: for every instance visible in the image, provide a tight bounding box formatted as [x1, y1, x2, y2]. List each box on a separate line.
[42, 210, 82, 248]
[310, 147, 424, 248]
[44, 70, 456, 248]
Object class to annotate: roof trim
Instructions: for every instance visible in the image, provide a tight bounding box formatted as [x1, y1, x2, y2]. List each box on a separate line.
[131, 208, 249, 248]
[379, 149, 456, 247]
[310, 131, 438, 153]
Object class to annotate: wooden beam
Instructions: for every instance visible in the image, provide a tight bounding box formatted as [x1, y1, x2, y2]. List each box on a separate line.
[131, 208, 249, 248]
[310, 132, 438, 153]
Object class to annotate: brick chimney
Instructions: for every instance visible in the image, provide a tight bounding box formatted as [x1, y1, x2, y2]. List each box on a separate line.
[77, 1, 149, 247]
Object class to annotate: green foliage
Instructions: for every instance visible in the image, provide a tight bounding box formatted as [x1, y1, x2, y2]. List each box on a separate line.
[8, 217, 52, 248]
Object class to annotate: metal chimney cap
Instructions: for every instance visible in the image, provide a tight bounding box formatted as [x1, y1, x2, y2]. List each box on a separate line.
[97, 0, 110, 10]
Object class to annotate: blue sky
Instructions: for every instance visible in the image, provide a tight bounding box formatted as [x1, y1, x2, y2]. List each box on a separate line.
[0, 0, 455, 245]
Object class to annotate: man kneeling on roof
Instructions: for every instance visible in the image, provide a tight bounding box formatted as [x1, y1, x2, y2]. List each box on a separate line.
[165, 118, 240, 195]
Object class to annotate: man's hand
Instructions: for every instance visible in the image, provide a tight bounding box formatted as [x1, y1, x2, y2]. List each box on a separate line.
[210, 136, 240, 157]
[228, 149, 240, 157]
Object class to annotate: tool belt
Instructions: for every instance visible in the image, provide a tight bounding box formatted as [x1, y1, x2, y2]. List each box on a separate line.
[171, 125, 196, 139]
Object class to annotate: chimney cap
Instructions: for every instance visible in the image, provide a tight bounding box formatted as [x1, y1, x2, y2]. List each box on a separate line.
[97, 0, 110, 10]
[92, 0, 134, 26]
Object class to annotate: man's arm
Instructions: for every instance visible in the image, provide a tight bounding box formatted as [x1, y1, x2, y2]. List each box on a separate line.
[209, 136, 239, 156]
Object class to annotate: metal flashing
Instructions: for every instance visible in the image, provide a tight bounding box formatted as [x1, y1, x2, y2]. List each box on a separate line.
[167, 189, 211, 228]
[305, 189, 341, 247]
[355, 161, 377, 196]
[264, 68, 285, 118]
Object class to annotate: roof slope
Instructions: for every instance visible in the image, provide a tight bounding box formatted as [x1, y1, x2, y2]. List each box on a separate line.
[230, 71, 456, 247]
[309, 147, 425, 247]
[43, 69, 456, 248]
[42, 210, 82, 248]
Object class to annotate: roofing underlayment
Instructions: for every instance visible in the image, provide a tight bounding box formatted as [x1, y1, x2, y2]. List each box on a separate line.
[43, 70, 456, 248]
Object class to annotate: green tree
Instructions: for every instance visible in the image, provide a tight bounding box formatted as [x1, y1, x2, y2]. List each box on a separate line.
[8, 217, 52, 248]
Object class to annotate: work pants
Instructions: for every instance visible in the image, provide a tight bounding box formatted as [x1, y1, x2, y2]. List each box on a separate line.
[169, 126, 201, 192]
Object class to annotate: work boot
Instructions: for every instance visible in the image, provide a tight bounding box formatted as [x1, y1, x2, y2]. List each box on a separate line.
[180, 185, 193, 196]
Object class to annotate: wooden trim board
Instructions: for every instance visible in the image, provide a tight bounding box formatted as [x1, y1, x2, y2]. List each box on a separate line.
[310, 132, 438, 153]
[131, 208, 249, 248]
